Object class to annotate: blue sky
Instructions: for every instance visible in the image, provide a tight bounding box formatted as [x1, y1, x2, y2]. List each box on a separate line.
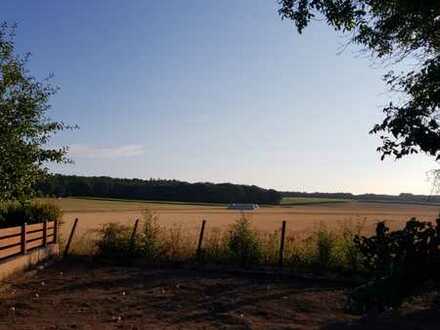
[3, 1, 438, 194]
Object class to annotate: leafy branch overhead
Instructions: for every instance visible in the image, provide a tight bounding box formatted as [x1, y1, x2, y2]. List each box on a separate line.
[0, 23, 73, 202]
[279, 0, 440, 159]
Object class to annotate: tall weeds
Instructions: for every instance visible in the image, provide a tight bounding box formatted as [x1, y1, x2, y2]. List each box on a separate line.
[227, 215, 262, 266]
[136, 209, 162, 261]
[92, 209, 365, 272]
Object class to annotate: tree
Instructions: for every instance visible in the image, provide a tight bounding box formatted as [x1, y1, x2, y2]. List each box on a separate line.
[0, 23, 70, 202]
[279, 1, 440, 160]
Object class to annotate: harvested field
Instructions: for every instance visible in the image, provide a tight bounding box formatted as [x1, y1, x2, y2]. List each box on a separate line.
[0, 260, 438, 329]
[41, 198, 440, 245]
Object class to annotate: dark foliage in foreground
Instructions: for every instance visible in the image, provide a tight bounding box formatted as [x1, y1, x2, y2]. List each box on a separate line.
[348, 218, 440, 313]
[37, 174, 282, 205]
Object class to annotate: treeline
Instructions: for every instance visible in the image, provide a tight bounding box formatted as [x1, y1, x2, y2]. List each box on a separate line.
[281, 191, 440, 204]
[37, 175, 282, 205]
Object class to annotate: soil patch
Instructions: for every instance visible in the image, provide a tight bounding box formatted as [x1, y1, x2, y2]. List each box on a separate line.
[0, 260, 438, 329]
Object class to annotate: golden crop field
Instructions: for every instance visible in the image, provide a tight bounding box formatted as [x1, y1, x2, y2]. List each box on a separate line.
[41, 197, 440, 241]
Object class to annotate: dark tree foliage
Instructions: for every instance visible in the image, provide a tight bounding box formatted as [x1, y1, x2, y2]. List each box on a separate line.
[348, 219, 440, 313]
[37, 174, 282, 205]
[0, 24, 70, 202]
[279, 1, 440, 159]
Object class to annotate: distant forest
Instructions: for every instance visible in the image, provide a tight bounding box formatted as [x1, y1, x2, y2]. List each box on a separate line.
[281, 191, 440, 205]
[37, 174, 440, 206]
[37, 175, 282, 205]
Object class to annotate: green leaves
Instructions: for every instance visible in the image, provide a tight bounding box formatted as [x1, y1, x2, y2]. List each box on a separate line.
[0, 24, 71, 202]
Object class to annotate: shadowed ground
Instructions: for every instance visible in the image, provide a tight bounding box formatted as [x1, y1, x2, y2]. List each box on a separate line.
[0, 260, 438, 329]
[0, 260, 352, 329]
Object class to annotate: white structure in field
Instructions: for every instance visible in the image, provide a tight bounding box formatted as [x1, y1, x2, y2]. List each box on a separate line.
[227, 203, 259, 210]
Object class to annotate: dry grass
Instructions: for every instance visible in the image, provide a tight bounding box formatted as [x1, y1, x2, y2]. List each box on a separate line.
[43, 197, 440, 261]
[70, 208, 367, 273]
[49, 198, 440, 248]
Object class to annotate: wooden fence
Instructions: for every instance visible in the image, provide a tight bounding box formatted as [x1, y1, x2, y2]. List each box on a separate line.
[0, 220, 58, 261]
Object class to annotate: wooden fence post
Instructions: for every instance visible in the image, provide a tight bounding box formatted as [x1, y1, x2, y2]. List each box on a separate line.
[279, 221, 287, 267]
[21, 223, 27, 255]
[43, 220, 48, 247]
[130, 218, 140, 250]
[53, 219, 59, 244]
[64, 218, 78, 257]
[21, 222, 27, 254]
[130, 219, 139, 244]
[196, 220, 207, 259]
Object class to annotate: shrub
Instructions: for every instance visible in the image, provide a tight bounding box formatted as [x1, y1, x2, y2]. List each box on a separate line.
[226, 215, 262, 266]
[90, 212, 364, 275]
[333, 220, 364, 272]
[95, 223, 133, 262]
[348, 218, 440, 313]
[0, 201, 62, 228]
[284, 232, 315, 269]
[313, 224, 336, 269]
[94, 209, 196, 264]
[136, 210, 163, 262]
[283, 221, 364, 272]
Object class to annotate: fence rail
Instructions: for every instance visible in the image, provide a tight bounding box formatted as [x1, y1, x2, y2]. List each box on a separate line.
[0, 220, 57, 261]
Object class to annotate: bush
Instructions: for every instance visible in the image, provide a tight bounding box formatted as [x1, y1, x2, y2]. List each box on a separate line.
[95, 210, 188, 264]
[333, 220, 364, 273]
[227, 215, 262, 266]
[91, 212, 364, 274]
[136, 210, 164, 262]
[313, 225, 336, 269]
[348, 218, 440, 313]
[95, 223, 133, 262]
[0, 201, 62, 228]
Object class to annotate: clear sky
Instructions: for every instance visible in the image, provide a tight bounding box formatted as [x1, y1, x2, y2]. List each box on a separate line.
[3, 1, 438, 194]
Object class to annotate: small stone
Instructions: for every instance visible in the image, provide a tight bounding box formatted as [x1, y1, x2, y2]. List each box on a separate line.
[112, 315, 123, 322]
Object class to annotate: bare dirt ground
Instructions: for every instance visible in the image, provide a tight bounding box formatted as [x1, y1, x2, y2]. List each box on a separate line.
[49, 198, 440, 244]
[0, 260, 439, 330]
